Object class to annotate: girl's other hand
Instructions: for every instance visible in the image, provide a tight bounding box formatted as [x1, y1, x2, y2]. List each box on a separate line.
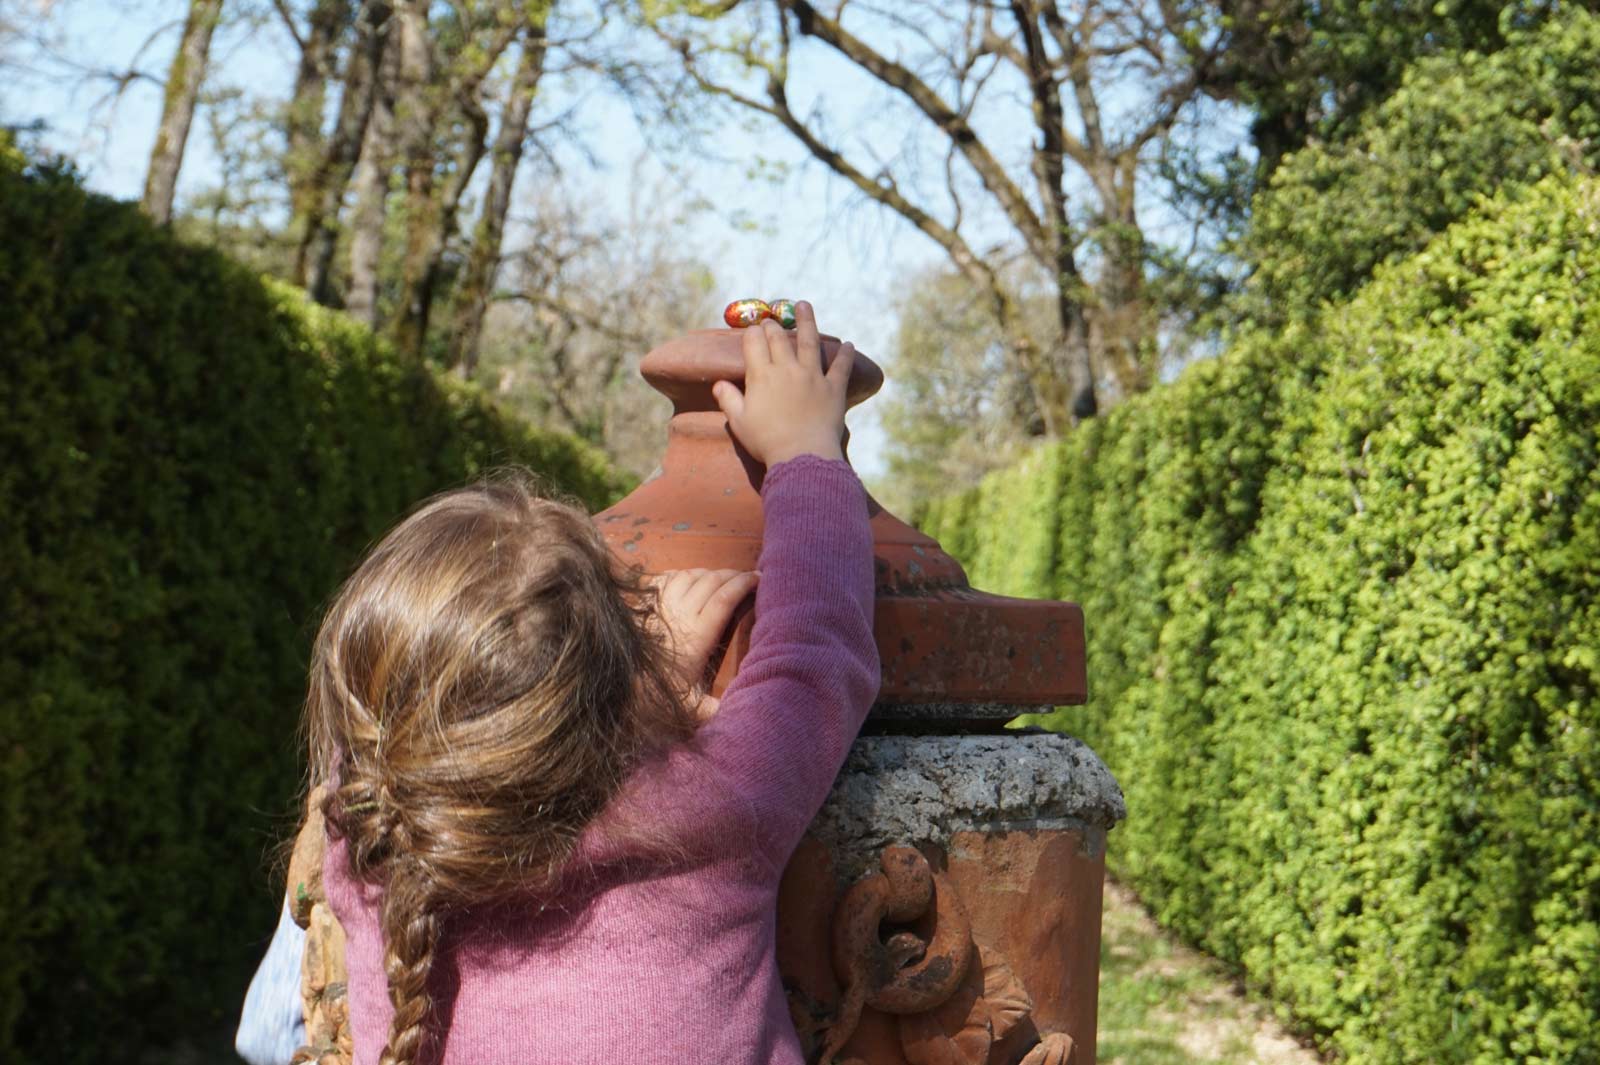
[711, 300, 854, 466]
[648, 568, 760, 700]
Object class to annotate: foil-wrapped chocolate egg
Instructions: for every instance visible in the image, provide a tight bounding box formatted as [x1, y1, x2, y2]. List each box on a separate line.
[769, 299, 798, 330]
[723, 298, 773, 329]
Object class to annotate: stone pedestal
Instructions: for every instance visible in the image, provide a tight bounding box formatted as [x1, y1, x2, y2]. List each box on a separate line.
[778, 734, 1125, 1065]
[595, 327, 1125, 1065]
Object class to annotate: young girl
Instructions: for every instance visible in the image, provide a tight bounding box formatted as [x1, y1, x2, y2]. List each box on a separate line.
[303, 302, 878, 1065]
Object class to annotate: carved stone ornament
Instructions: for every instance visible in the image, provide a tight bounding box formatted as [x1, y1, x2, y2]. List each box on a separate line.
[287, 787, 354, 1065]
[817, 847, 1078, 1065]
[825, 846, 976, 1061]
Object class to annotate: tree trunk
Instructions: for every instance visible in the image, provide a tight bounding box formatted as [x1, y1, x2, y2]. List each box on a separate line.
[1087, 169, 1149, 399]
[1051, 298, 1097, 425]
[142, 0, 224, 225]
[388, 0, 438, 359]
[284, 0, 354, 259]
[387, 0, 519, 359]
[394, 117, 488, 358]
[298, 0, 395, 301]
[448, 17, 549, 377]
[345, 40, 398, 328]
[1090, 255, 1149, 397]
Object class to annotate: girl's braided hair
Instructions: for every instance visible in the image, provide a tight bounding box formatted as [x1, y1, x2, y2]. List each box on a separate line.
[301, 471, 695, 1065]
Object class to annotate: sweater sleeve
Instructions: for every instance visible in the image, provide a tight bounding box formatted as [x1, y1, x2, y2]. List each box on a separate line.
[694, 454, 880, 870]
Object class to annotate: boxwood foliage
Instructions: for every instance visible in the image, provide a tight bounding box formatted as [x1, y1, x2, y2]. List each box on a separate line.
[1238, 10, 1600, 326]
[915, 174, 1600, 1064]
[0, 160, 629, 1062]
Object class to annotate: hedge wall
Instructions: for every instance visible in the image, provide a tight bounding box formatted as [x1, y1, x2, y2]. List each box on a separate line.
[917, 174, 1600, 1064]
[1240, 11, 1600, 321]
[0, 160, 629, 1062]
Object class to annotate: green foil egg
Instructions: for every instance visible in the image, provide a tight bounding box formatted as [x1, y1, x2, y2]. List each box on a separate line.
[769, 299, 798, 330]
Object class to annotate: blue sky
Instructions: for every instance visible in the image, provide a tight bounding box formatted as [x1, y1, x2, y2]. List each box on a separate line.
[4, 1, 1249, 480]
[4, 1, 960, 476]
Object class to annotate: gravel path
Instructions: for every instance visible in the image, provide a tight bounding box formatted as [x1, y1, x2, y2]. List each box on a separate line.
[1097, 878, 1326, 1065]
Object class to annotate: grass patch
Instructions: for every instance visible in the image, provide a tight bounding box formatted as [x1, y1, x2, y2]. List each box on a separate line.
[1098, 879, 1324, 1065]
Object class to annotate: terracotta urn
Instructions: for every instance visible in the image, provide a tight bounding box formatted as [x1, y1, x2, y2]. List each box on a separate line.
[596, 330, 1125, 1065]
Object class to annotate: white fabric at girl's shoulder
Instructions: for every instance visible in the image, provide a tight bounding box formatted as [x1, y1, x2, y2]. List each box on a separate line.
[235, 898, 308, 1065]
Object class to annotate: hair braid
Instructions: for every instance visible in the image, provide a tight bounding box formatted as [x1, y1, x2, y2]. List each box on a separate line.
[378, 859, 442, 1065]
[300, 470, 701, 1062]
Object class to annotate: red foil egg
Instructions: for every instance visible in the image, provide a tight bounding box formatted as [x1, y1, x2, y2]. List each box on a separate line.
[723, 298, 773, 329]
[769, 299, 798, 330]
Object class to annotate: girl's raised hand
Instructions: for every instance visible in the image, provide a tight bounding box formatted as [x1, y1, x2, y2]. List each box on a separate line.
[648, 568, 760, 715]
[711, 300, 854, 466]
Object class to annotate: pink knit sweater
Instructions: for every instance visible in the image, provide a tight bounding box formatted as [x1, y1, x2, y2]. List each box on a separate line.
[325, 456, 880, 1064]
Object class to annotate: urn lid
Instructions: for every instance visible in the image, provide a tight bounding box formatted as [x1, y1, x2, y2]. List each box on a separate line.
[594, 329, 1085, 713]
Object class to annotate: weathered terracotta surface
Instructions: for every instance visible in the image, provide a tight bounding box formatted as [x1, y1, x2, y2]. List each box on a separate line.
[594, 329, 1087, 707]
[776, 829, 1106, 1065]
[599, 327, 1115, 1063]
[947, 831, 1105, 1064]
[294, 902, 352, 1065]
[287, 789, 354, 1065]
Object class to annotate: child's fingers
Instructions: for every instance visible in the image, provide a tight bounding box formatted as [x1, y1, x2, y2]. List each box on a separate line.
[762, 318, 796, 367]
[712, 380, 745, 424]
[704, 571, 759, 622]
[795, 300, 820, 365]
[826, 341, 856, 390]
[684, 568, 742, 613]
[713, 570, 759, 602]
[645, 571, 685, 609]
[742, 318, 772, 375]
[663, 569, 701, 596]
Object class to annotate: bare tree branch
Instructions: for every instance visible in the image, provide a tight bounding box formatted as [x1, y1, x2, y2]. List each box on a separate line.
[657, 18, 1009, 322]
[783, 0, 1051, 266]
[270, 0, 307, 49]
[1011, 0, 1095, 419]
[450, 13, 552, 375]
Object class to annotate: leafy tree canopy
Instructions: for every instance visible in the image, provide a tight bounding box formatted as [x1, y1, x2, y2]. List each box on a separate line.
[1235, 7, 1600, 326]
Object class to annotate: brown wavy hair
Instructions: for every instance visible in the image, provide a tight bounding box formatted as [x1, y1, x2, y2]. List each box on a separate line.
[302, 471, 695, 1065]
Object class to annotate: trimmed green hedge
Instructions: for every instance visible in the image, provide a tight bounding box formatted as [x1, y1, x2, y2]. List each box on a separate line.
[1239, 11, 1600, 323]
[0, 161, 628, 1062]
[917, 174, 1600, 1063]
